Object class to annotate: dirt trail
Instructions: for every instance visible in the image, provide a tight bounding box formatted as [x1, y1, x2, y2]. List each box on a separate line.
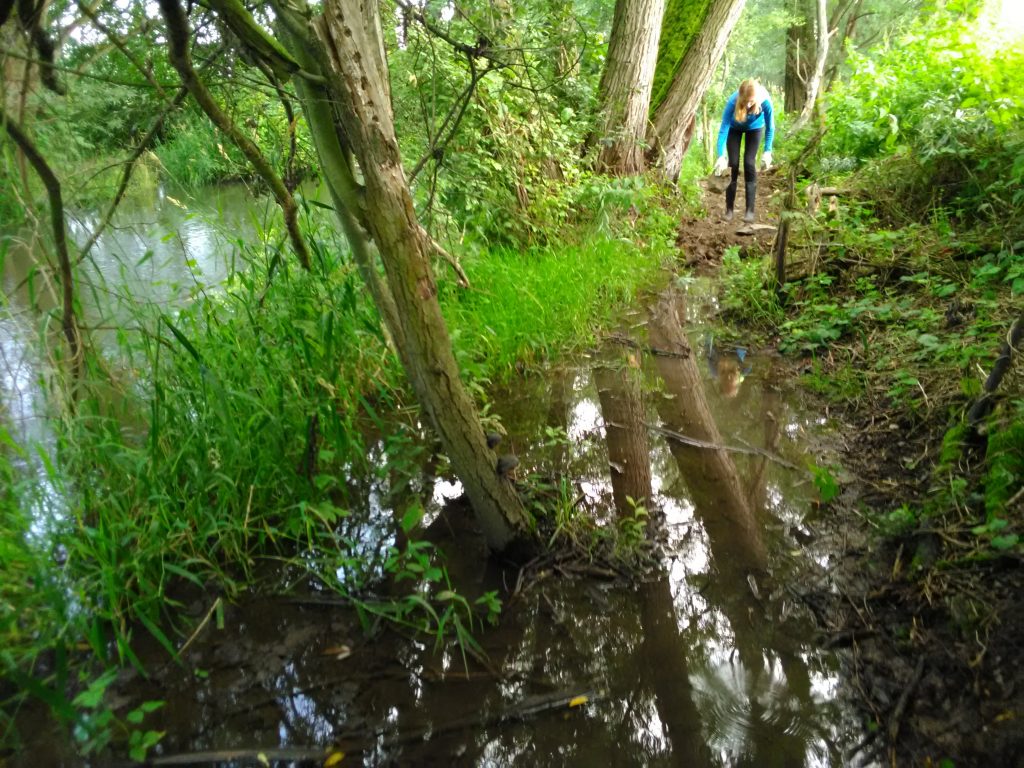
[676, 174, 783, 266]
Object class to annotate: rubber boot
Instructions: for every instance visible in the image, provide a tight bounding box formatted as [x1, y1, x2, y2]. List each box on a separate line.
[725, 180, 737, 221]
[743, 180, 757, 223]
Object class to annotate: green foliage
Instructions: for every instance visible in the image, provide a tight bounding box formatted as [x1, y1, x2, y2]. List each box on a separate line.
[59, 231, 398, 638]
[349, 530, 503, 666]
[389, 3, 605, 246]
[442, 234, 672, 378]
[71, 671, 164, 761]
[613, 497, 651, 559]
[809, 462, 841, 504]
[821, 5, 1024, 227]
[718, 246, 784, 328]
[983, 415, 1024, 518]
[153, 110, 246, 189]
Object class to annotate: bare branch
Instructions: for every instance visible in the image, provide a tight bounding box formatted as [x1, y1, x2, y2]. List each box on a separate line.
[158, 0, 312, 270]
[409, 56, 493, 183]
[76, 0, 166, 96]
[2, 109, 81, 371]
[76, 85, 191, 265]
[394, 0, 505, 64]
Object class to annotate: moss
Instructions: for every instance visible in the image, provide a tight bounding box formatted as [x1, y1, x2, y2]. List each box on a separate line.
[984, 421, 1024, 518]
[650, 0, 714, 114]
[938, 422, 969, 470]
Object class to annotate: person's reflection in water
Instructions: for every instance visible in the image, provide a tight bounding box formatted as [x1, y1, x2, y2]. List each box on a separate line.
[704, 334, 752, 399]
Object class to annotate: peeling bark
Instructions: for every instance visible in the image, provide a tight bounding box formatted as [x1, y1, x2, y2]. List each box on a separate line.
[313, 0, 530, 551]
[791, 0, 829, 131]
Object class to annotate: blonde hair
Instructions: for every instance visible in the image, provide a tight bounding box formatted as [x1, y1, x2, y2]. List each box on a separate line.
[734, 79, 762, 123]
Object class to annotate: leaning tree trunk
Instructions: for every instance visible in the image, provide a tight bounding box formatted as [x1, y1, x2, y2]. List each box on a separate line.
[647, 0, 747, 182]
[592, 0, 665, 174]
[313, 0, 530, 551]
[791, 0, 828, 131]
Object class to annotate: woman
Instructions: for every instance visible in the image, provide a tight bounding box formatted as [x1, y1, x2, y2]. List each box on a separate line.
[713, 79, 775, 223]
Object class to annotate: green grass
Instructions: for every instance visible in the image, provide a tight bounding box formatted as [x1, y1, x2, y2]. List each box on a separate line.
[443, 236, 673, 378]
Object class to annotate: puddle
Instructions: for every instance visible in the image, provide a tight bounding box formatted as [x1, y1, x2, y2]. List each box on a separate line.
[9, 276, 859, 767]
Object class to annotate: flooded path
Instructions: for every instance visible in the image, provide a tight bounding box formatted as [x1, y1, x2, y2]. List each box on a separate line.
[4, 186, 858, 765]
[26, 283, 853, 767]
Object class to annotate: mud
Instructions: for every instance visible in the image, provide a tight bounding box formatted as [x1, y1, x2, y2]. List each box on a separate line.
[683, 179, 1024, 767]
[677, 175, 783, 266]
[805, 410, 1024, 767]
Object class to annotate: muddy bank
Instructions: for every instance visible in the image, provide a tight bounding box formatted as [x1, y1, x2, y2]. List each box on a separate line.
[799, 405, 1024, 767]
[683, 178, 1024, 767]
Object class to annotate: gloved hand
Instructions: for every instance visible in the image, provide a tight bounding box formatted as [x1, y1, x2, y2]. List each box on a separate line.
[713, 155, 728, 176]
[761, 151, 773, 170]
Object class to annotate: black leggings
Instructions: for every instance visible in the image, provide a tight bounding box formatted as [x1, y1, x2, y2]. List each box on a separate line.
[726, 127, 762, 211]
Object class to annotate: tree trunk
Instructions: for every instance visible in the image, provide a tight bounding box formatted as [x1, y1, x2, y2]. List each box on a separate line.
[783, 0, 813, 113]
[593, 0, 666, 174]
[791, 0, 829, 131]
[647, 0, 747, 181]
[313, 0, 531, 552]
[3, 111, 81, 376]
[824, 0, 865, 94]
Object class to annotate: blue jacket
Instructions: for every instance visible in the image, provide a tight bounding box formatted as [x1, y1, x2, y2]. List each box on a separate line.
[716, 87, 774, 157]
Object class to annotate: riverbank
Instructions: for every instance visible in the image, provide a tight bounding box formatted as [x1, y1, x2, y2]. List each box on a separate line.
[698, 168, 1024, 766]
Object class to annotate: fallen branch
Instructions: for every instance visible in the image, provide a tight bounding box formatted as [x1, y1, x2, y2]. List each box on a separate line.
[647, 422, 803, 471]
[428, 235, 471, 288]
[966, 315, 1023, 437]
[151, 687, 604, 765]
[603, 332, 690, 359]
[887, 655, 926, 744]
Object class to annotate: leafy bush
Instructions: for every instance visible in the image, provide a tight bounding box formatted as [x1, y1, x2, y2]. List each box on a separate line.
[821, 5, 1024, 224]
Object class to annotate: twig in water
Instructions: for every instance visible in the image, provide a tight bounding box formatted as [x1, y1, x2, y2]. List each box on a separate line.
[888, 655, 926, 744]
[177, 597, 222, 658]
[646, 422, 803, 471]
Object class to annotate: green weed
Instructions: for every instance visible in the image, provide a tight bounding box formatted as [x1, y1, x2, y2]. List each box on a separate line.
[718, 246, 784, 328]
[442, 236, 673, 378]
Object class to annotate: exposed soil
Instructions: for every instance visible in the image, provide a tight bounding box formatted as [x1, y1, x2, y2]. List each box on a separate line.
[680, 176, 1024, 767]
[676, 174, 785, 266]
[819, 413, 1024, 768]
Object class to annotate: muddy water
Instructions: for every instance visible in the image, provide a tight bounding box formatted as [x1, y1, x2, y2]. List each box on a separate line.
[4, 189, 856, 765]
[25, 280, 852, 767]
